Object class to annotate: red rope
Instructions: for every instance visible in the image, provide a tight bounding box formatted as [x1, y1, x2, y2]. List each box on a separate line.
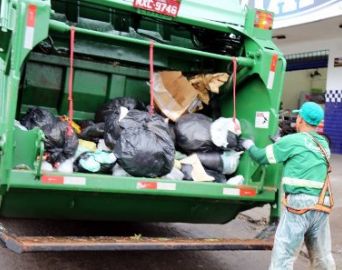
[232, 57, 239, 132]
[67, 26, 75, 136]
[149, 40, 155, 115]
[232, 57, 237, 121]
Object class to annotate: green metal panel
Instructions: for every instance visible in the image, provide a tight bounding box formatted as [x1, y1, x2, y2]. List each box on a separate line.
[125, 77, 150, 104]
[20, 52, 153, 118]
[60, 69, 108, 114]
[107, 74, 126, 99]
[22, 62, 63, 108]
[0, 0, 286, 223]
[0, 170, 274, 223]
[13, 127, 42, 169]
[0, 189, 254, 223]
[0, 0, 50, 188]
[71, 0, 246, 32]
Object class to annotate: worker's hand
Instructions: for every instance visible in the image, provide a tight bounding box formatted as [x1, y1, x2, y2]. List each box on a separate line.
[241, 139, 255, 150]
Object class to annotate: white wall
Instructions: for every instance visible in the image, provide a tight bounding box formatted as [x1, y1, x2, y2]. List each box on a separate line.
[282, 68, 327, 110]
[326, 41, 342, 90]
[277, 37, 342, 90]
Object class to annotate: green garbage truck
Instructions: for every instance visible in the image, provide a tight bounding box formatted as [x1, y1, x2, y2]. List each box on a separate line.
[0, 0, 286, 252]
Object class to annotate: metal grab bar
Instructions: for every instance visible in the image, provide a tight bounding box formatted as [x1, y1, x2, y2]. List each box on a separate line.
[49, 20, 255, 68]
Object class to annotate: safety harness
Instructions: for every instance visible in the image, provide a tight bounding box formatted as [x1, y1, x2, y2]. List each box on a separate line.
[282, 133, 334, 214]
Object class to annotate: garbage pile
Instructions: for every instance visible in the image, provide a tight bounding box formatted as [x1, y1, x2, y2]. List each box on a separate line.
[19, 71, 245, 185]
[20, 107, 79, 166]
[173, 113, 243, 183]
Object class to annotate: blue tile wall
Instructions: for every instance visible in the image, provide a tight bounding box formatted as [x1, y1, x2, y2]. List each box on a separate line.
[325, 90, 342, 154]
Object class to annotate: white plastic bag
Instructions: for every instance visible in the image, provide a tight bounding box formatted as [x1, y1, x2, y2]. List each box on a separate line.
[14, 120, 28, 131]
[97, 139, 111, 151]
[57, 158, 74, 173]
[118, 106, 129, 121]
[226, 175, 244, 185]
[164, 167, 184, 180]
[221, 150, 243, 174]
[210, 117, 241, 148]
[41, 161, 54, 172]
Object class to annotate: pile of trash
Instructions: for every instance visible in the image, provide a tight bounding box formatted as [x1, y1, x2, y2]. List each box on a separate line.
[18, 71, 245, 185]
[20, 107, 79, 166]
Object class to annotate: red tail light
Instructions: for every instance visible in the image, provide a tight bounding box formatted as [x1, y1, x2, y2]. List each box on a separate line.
[254, 10, 273, 30]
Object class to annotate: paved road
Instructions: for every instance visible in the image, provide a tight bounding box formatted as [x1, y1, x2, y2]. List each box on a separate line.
[0, 155, 341, 270]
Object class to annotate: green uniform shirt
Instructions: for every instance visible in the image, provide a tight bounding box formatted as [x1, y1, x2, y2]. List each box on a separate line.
[248, 131, 330, 196]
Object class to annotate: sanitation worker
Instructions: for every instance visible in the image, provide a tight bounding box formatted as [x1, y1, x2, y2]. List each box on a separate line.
[242, 102, 335, 270]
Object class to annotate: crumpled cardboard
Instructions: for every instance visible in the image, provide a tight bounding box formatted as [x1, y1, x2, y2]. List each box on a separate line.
[153, 71, 201, 122]
[153, 72, 228, 121]
[190, 73, 229, 105]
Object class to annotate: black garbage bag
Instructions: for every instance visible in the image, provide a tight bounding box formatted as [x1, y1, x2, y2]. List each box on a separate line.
[104, 111, 123, 149]
[114, 110, 175, 177]
[20, 107, 57, 130]
[95, 97, 145, 123]
[226, 131, 238, 149]
[181, 164, 193, 181]
[180, 163, 221, 182]
[196, 152, 223, 173]
[175, 113, 219, 154]
[79, 122, 105, 143]
[235, 136, 245, 152]
[205, 169, 227, 183]
[41, 121, 78, 165]
[77, 120, 97, 129]
[73, 151, 116, 174]
[168, 121, 176, 144]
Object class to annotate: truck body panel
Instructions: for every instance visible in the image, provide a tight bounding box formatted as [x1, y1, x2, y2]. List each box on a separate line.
[0, 0, 286, 223]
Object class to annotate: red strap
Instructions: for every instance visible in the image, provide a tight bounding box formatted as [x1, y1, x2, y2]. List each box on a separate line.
[67, 26, 75, 136]
[232, 57, 239, 131]
[149, 40, 155, 115]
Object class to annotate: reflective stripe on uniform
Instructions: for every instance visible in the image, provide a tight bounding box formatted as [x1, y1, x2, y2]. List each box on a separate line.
[282, 177, 324, 189]
[266, 144, 277, 164]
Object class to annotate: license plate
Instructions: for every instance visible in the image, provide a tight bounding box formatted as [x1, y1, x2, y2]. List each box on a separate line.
[133, 0, 180, 17]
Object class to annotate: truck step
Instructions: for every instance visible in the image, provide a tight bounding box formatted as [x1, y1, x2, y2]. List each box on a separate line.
[0, 232, 273, 253]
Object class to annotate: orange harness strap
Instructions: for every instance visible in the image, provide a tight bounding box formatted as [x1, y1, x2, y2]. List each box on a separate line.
[282, 175, 333, 214]
[282, 134, 334, 215]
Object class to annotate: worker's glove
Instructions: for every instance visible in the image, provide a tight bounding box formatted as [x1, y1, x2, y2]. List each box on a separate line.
[241, 139, 255, 150]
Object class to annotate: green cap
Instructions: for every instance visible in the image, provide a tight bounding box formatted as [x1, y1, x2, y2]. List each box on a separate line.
[292, 102, 324, 126]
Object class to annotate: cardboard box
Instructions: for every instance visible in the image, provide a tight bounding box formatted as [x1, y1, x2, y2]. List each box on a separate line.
[153, 71, 200, 122]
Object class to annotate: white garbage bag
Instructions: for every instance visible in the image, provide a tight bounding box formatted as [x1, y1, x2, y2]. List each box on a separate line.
[210, 117, 241, 148]
[226, 175, 244, 185]
[221, 150, 243, 175]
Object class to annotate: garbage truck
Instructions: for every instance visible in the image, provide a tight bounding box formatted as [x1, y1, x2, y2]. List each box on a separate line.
[0, 0, 286, 252]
